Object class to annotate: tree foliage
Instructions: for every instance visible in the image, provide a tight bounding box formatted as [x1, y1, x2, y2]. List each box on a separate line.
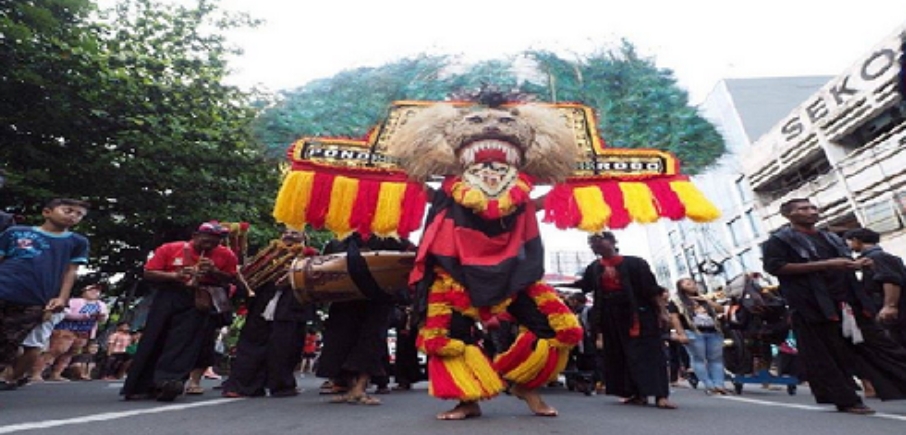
[0, 0, 281, 288]
[253, 42, 725, 174]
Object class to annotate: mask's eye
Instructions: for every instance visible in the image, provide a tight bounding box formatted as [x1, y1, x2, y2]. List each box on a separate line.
[466, 115, 483, 123]
[498, 116, 515, 124]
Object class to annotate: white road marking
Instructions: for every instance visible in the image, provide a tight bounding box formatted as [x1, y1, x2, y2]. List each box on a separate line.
[0, 398, 241, 434]
[721, 396, 906, 422]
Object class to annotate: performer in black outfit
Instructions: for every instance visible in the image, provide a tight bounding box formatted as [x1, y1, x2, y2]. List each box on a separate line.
[317, 234, 415, 405]
[390, 303, 423, 391]
[844, 227, 906, 349]
[573, 232, 675, 409]
[221, 228, 317, 398]
[763, 199, 906, 414]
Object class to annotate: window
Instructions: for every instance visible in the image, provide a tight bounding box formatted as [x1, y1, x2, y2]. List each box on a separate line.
[861, 200, 903, 233]
[837, 102, 906, 151]
[735, 176, 753, 204]
[725, 257, 742, 278]
[727, 217, 749, 246]
[674, 254, 687, 275]
[668, 230, 682, 250]
[752, 155, 832, 202]
[745, 209, 762, 237]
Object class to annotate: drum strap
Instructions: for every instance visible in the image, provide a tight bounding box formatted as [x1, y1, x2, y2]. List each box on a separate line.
[346, 242, 393, 303]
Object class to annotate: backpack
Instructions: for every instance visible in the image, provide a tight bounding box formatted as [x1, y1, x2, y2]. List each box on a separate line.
[726, 274, 790, 345]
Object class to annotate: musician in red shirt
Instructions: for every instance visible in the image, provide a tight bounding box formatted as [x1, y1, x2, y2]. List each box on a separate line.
[121, 222, 237, 402]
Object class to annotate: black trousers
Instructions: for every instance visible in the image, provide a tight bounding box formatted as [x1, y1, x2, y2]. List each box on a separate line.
[121, 289, 211, 396]
[394, 327, 423, 384]
[222, 314, 306, 396]
[599, 301, 669, 399]
[793, 313, 906, 406]
[316, 300, 392, 379]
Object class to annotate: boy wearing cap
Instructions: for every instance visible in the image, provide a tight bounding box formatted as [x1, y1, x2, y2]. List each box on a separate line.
[121, 222, 237, 402]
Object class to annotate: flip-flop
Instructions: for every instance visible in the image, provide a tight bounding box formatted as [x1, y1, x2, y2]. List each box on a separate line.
[837, 404, 876, 415]
[320, 386, 348, 395]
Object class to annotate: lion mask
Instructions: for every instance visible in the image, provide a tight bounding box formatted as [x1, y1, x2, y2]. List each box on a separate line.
[387, 104, 579, 186]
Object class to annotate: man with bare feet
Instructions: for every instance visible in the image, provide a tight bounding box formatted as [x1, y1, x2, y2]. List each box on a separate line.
[572, 232, 677, 410]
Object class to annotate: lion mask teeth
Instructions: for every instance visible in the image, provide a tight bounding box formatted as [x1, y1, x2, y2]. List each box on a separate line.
[459, 140, 522, 166]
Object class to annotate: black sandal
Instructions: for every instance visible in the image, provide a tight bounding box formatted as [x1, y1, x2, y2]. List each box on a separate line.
[837, 404, 876, 415]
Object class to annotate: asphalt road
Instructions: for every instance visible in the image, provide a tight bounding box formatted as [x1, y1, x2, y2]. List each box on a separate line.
[1, 375, 904, 435]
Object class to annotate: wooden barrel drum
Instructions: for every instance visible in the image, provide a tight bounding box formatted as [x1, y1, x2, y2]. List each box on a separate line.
[289, 251, 415, 305]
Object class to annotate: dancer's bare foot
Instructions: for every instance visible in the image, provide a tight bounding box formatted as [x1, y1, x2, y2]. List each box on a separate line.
[655, 397, 678, 409]
[436, 401, 482, 420]
[511, 384, 558, 417]
[620, 396, 647, 405]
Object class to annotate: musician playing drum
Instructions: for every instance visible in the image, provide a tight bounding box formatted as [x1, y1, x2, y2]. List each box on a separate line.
[317, 234, 416, 406]
[221, 227, 318, 398]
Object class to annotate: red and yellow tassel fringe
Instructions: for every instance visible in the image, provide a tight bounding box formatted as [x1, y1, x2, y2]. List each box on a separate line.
[418, 272, 510, 400]
[494, 283, 582, 387]
[544, 177, 720, 232]
[418, 274, 582, 399]
[272, 169, 427, 239]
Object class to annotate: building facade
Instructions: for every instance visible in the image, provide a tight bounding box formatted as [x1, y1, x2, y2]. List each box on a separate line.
[647, 76, 831, 290]
[742, 25, 906, 259]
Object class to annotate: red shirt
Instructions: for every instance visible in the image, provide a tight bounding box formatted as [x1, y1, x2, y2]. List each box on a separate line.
[145, 241, 238, 285]
[303, 333, 319, 353]
[598, 256, 624, 292]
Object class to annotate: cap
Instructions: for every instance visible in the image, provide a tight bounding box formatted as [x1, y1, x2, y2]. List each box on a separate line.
[195, 221, 229, 237]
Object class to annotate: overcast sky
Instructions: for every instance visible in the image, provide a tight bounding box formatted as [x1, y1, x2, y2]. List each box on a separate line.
[219, 0, 906, 105]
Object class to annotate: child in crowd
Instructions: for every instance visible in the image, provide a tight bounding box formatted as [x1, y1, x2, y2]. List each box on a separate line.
[103, 322, 134, 380]
[42, 283, 108, 381]
[0, 198, 91, 390]
[69, 340, 100, 380]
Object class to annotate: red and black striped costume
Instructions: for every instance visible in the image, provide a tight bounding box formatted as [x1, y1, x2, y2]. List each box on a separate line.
[410, 178, 582, 401]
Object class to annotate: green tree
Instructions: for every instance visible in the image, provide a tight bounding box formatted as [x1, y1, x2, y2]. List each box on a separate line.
[0, 0, 281, 289]
[527, 42, 725, 173]
[251, 55, 455, 157]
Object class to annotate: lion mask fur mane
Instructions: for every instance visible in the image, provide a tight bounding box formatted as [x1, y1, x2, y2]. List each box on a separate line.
[387, 104, 579, 184]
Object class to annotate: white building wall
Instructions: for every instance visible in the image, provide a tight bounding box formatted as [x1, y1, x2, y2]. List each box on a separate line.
[743, 23, 906, 259]
[648, 81, 779, 291]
